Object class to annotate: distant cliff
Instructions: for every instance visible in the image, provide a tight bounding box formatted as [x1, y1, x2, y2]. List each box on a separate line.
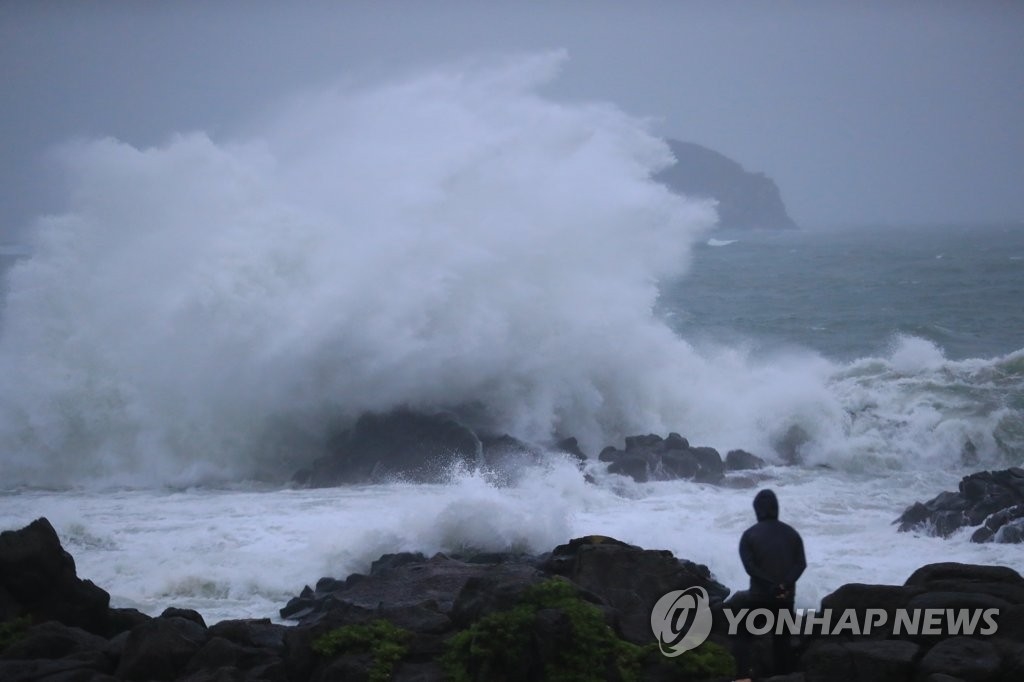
[657, 140, 798, 229]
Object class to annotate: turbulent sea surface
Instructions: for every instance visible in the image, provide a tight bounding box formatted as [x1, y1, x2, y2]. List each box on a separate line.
[0, 55, 1022, 623]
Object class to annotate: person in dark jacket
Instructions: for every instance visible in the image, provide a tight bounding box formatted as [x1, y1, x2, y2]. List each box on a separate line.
[740, 489, 806, 600]
[730, 489, 806, 679]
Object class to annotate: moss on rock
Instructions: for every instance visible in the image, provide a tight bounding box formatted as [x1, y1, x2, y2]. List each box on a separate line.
[0, 617, 30, 653]
[312, 619, 411, 682]
[443, 577, 734, 681]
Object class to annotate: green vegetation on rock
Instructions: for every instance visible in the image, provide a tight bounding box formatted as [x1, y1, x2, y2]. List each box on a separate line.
[443, 577, 734, 681]
[312, 619, 411, 682]
[0, 617, 30, 652]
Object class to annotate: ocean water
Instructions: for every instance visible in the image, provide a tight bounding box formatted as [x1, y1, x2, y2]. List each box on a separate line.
[0, 54, 1021, 624]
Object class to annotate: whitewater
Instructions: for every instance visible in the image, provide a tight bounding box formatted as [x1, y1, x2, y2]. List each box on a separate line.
[1, 54, 1021, 624]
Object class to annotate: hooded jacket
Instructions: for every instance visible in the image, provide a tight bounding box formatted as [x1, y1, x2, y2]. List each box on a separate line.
[739, 489, 806, 599]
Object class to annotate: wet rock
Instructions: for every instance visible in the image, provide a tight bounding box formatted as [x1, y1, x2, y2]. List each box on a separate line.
[970, 504, 1024, 543]
[0, 620, 110, 663]
[726, 449, 767, 470]
[305, 410, 482, 486]
[161, 606, 207, 629]
[802, 639, 919, 682]
[280, 552, 543, 627]
[203, 619, 287, 654]
[801, 562, 1024, 681]
[904, 562, 1024, 592]
[480, 434, 543, 471]
[602, 432, 725, 484]
[0, 518, 111, 636]
[896, 468, 1024, 542]
[554, 436, 587, 465]
[916, 636, 1001, 682]
[183, 635, 281, 677]
[447, 569, 578, 630]
[819, 583, 925, 639]
[541, 534, 730, 643]
[115, 616, 209, 681]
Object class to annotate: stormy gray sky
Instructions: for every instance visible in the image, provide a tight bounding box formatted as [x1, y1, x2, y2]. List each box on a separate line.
[2, 1, 1023, 241]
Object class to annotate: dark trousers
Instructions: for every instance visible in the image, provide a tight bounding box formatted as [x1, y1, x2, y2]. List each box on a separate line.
[726, 590, 796, 678]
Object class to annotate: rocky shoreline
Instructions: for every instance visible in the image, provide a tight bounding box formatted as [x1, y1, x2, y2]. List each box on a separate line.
[2, 516, 1023, 681]
[294, 409, 768, 488]
[896, 467, 1024, 544]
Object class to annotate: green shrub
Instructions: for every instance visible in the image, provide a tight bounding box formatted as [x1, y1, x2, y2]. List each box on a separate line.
[0, 617, 30, 653]
[442, 577, 735, 681]
[312, 619, 411, 682]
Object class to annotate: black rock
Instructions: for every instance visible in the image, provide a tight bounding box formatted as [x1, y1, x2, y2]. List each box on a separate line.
[916, 636, 1001, 682]
[115, 616, 209, 681]
[971, 504, 1024, 543]
[541, 535, 730, 643]
[305, 409, 482, 486]
[726, 449, 767, 471]
[449, 572, 550, 628]
[664, 432, 689, 450]
[802, 639, 919, 682]
[802, 562, 1024, 681]
[183, 635, 281, 678]
[690, 446, 725, 483]
[554, 437, 587, 465]
[0, 518, 111, 636]
[819, 583, 925, 640]
[660, 450, 700, 480]
[598, 445, 620, 463]
[0, 620, 110, 663]
[896, 468, 1024, 541]
[206, 619, 287, 651]
[370, 552, 429, 576]
[160, 607, 207, 629]
[603, 433, 726, 484]
[280, 552, 542, 627]
[480, 433, 542, 470]
[607, 454, 651, 482]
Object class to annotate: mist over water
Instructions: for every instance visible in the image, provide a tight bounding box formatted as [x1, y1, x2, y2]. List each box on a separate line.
[0, 54, 1021, 491]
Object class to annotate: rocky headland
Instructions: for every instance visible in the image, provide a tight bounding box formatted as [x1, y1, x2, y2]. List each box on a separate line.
[656, 140, 798, 231]
[3, 515, 1023, 681]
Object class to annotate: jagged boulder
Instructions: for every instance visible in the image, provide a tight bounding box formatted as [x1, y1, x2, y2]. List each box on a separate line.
[726, 449, 767, 471]
[541, 535, 730, 643]
[0, 518, 111, 635]
[601, 432, 727, 484]
[896, 468, 1024, 541]
[114, 615, 210, 681]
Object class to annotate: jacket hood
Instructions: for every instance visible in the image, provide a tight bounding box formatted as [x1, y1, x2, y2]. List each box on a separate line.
[753, 489, 779, 521]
